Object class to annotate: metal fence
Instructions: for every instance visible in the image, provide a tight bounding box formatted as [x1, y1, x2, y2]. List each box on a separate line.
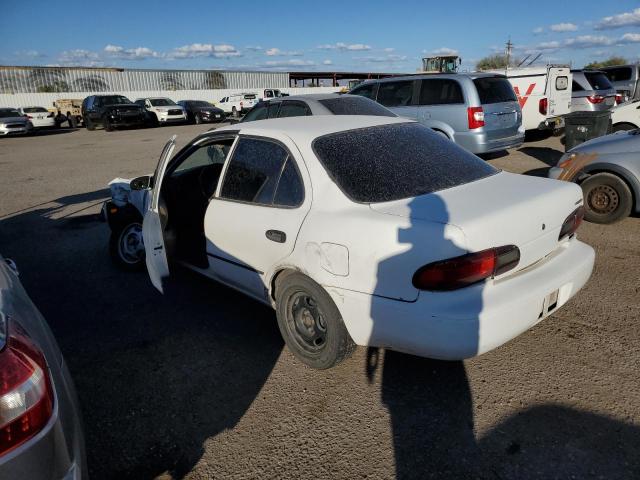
[0, 67, 289, 94]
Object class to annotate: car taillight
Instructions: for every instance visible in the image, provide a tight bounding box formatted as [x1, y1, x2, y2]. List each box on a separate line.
[558, 206, 584, 241]
[467, 106, 485, 129]
[539, 98, 548, 115]
[587, 95, 605, 104]
[412, 245, 520, 291]
[0, 316, 54, 456]
[615, 94, 623, 105]
[47, 112, 54, 118]
[26, 115, 33, 119]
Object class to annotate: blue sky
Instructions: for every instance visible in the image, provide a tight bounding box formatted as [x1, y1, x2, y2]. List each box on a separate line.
[2, 0, 640, 72]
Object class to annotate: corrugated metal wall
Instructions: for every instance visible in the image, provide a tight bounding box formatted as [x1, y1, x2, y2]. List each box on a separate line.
[0, 67, 289, 94]
[0, 87, 342, 109]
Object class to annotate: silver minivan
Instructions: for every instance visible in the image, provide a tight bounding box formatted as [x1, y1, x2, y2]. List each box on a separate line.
[570, 70, 617, 112]
[349, 73, 524, 154]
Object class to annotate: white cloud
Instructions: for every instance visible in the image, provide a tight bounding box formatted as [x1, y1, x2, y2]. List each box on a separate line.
[317, 42, 371, 51]
[564, 35, 614, 47]
[621, 33, 640, 43]
[104, 44, 159, 60]
[265, 48, 303, 57]
[169, 43, 241, 59]
[595, 8, 640, 30]
[323, 59, 333, 65]
[536, 41, 561, 50]
[383, 47, 395, 52]
[359, 54, 408, 64]
[245, 45, 263, 51]
[261, 59, 315, 68]
[550, 22, 578, 32]
[58, 49, 103, 66]
[532, 26, 544, 34]
[16, 50, 45, 58]
[429, 47, 459, 56]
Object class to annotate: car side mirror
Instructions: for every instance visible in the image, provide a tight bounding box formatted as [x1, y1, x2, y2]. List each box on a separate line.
[130, 175, 152, 190]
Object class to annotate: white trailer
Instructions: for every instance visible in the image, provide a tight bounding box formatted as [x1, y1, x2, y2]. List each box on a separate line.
[489, 66, 572, 131]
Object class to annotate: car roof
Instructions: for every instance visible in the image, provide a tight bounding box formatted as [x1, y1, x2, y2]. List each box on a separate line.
[368, 72, 505, 83]
[263, 93, 344, 102]
[209, 115, 411, 144]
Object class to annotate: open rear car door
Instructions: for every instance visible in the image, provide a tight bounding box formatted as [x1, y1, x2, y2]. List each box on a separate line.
[142, 135, 177, 293]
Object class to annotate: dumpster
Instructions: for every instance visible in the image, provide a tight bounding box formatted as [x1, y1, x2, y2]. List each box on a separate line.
[564, 110, 612, 151]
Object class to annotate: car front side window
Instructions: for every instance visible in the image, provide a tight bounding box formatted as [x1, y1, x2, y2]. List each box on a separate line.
[220, 138, 297, 206]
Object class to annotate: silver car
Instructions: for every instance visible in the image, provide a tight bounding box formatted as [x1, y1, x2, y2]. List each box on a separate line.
[0, 108, 31, 136]
[549, 129, 640, 223]
[240, 93, 396, 123]
[601, 64, 639, 102]
[349, 73, 524, 154]
[0, 255, 87, 479]
[570, 70, 617, 112]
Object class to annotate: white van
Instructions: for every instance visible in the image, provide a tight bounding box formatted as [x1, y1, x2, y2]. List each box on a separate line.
[217, 93, 259, 116]
[489, 66, 572, 131]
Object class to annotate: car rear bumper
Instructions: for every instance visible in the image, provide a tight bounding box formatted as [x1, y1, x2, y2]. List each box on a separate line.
[0, 125, 29, 135]
[328, 239, 594, 360]
[30, 118, 57, 128]
[458, 130, 525, 154]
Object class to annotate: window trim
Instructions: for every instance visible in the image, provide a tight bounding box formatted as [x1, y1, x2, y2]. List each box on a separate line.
[215, 134, 306, 209]
[163, 132, 240, 180]
[277, 100, 311, 118]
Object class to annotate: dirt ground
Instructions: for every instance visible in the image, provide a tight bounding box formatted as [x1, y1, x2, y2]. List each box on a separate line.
[0, 124, 638, 479]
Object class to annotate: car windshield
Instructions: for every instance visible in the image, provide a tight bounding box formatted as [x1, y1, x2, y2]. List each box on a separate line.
[23, 107, 48, 113]
[101, 95, 132, 105]
[150, 98, 176, 106]
[191, 101, 213, 107]
[584, 72, 614, 91]
[0, 109, 22, 118]
[313, 122, 497, 203]
[318, 97, 396, 116]
[473, 77, 517, 104]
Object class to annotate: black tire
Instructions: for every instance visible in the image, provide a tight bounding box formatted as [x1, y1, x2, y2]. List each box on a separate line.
[581, 172, 633, 224]
[68, 114, 77, 128]
[84, 116, 95, 131]
[109, 222, 145, 271]
[612, 122, 637, 132]
[149, 113, 159, 128]
[194, 113, 202, 125]
[275, 272, 355, 369]
[104, 116, 113, 132]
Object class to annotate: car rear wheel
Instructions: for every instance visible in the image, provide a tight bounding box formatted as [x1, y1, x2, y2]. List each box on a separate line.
[109, 222, 145, 271]
[275, 272, 355, 369]
[84, 116, 95, 131]
[581, 172, 633, 224]
[104, 117, 113, 132]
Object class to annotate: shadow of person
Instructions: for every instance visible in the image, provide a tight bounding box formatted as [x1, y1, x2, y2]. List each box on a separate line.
[366, 194, 485, 478]
[0, 189, 284, 479]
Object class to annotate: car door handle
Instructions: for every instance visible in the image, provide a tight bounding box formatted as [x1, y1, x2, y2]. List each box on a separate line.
[266, 230, 286, 243]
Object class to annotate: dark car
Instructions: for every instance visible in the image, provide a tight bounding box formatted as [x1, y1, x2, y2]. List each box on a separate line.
[81, 95, 146, 132]
[177, 100, 225, 124]
[240, 93, 396, 123]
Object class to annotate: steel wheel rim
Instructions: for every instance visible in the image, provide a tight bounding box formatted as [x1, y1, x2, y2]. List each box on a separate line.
[285, 291, 327, 353]
[588, 185, 619, 214]
[118, 224, 144, 264]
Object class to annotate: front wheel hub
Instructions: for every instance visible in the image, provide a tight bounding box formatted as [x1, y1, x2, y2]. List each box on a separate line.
[588, 185, 619, 214]
[289, 293, 327, 351]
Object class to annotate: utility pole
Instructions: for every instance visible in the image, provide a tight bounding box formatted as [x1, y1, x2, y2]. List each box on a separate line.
[505, 37, 513, 69]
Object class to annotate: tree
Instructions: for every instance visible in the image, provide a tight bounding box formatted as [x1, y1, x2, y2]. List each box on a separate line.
[476, 54, 521, 70]
[584, 56, 627, 69]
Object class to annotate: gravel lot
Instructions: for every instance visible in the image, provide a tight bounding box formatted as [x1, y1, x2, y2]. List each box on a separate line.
[0, 124, 638, 480]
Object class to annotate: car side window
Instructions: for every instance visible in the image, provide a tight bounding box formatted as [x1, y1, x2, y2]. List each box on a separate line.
[419, 79, 464, 105]
[242, 104, 268, 122]
[273, 158, 304, 207]
[350, 83, 377, 99]
[267, 102, 280, 118]
[278, 101, 310, 118]
[172, 139, 234, 175]
[377, 81, 414, 107]
[220, 138, 289, 205]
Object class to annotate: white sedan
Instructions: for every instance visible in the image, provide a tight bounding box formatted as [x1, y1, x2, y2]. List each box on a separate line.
[611, 99, 640, 131]
[132, 116, 595, 369]
[18, 106, 56, 128]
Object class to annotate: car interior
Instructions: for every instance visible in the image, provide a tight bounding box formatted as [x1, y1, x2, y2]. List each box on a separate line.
[160, 137, 235, 268]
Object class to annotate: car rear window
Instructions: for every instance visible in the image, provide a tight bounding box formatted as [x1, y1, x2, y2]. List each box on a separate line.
[473, 77, 517, 104]
[602, 67, 632, 82]
[312, 122, 497, 203]
[318, 97, 396, 116]
[23, 107, 48, 113]
[0, 109, 21, 118]
[584, 72, 614, 91]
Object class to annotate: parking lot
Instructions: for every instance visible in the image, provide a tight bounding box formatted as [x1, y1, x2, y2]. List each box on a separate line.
[0, 125, 638, 479]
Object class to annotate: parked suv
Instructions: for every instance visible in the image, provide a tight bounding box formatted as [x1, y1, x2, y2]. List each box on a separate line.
[133, 97, 186, 125]
[81, 95, 146, 131]
[349, 73, 524, 154]
[570, 70, 617, 112]
[601, 64, 640, 103]
[177, 100, 225, 124]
